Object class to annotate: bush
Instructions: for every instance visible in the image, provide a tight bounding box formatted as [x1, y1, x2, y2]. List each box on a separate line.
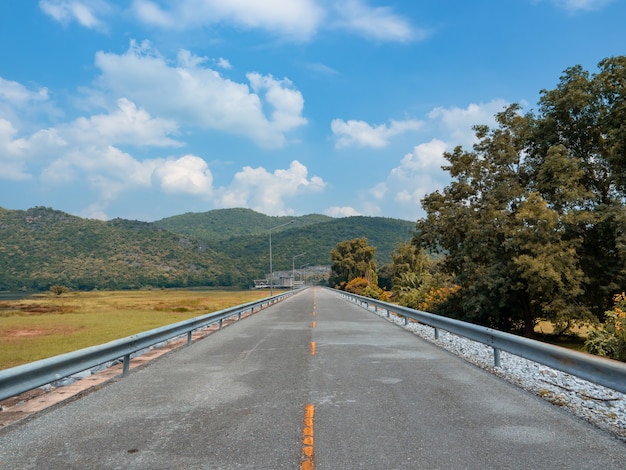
[50, 285, 69, 295]
[345, 277, 390, 301]
[585, 293, 626, 361]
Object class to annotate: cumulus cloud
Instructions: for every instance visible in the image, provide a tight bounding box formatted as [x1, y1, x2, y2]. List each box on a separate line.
[324, 206, 361, 217]
[130, 0, 422, 43]
[93, 41, 307, 147]
[219, 160, 326, 215]
[428, 99, 509, 147]
[331, 0, 426, 42]
[331, 118, 422, 148]
[391, 139, 448, 178]
[0, 77, 49, 104]
[131, 0, 324, 40]
[66, 98, 181, 147]
[152, 155, 214, 195]
[0, 71, 325, 218]
[0, 119, 31, 180]
[39, 0, 112, 32]
[385, 139, 450, 210]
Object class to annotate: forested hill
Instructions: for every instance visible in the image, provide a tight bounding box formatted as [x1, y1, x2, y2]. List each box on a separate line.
[0, 206, 236, 291]
[209, 215, 416, 275]
[154, 208, 333, 241]
[0, 207, 414, 291]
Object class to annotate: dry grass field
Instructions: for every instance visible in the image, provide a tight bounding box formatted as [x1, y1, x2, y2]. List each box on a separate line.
[0, 289, 273, 370]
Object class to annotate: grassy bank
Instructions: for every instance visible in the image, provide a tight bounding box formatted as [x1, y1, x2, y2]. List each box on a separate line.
[0, 289, 273, 370]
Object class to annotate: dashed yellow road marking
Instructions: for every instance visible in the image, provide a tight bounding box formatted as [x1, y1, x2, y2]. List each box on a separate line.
[312, 321, 316, 328]
[301, 404, 315, 469]
[310, 341, 316, 356]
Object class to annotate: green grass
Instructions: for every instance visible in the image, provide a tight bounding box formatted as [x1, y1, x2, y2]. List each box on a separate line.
[0, 288, 272, 370]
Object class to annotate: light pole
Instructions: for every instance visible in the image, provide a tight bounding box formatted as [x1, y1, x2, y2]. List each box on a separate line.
[269, 220, 294, 296]
[292, 252, 306, 289]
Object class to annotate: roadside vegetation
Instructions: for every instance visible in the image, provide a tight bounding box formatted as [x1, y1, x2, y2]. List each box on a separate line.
[0, 289, 270, 370]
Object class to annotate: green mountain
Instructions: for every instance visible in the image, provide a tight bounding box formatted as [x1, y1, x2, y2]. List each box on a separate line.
[154, 208, 332, 241]
[209, 215, 416, 276]
[0, 207, 236, 291]
[0, 206, 415, 291]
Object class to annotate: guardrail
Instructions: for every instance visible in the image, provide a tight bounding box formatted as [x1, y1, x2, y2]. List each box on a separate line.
[333, 289, 626, 394]
[0, 290, 300, 402]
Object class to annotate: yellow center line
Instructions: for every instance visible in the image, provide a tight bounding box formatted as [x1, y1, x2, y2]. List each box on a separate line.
[301, 404, 315, 469]
[310, 341, 316, 356]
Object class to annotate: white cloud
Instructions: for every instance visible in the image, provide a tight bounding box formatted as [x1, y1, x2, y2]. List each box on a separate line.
[0, 72, 323, 218]
[550, 0, 616, 11]
[130, 0, 422, 43]
[0, 77, 49, 105]
[93, 41, 307, 147]
[0, 119, 31, 180]
[331, 118, 422, 148]
[219, 160, 326, 215]
[39, 0, 112, 32]
[391, 139, 448, 178]
[131, 0, 324, 40]
[428, 99, 509, 147]
[382, 139, 450, 213]
[217, 58, 232, 70]
[332, 0, 425, 42]
[324, 206, 361, 217]
[153, 155, 214, 196]
[67, 98, 181, 147]
[79, 202, 109, 220]
[247, 73, 308, 134]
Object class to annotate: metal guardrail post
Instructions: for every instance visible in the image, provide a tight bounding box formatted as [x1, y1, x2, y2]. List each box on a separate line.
[434, 327, 439, 340]
[122, 354, 131, 377]
[187, 331, 193, 346]
[493, 348, 501, 368]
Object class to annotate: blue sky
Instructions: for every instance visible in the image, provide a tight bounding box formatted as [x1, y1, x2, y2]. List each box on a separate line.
[1, 0, 625, 222]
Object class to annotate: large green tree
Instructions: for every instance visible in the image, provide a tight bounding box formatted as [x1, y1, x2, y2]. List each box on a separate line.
[416, 57, 626, 337]
[329, 237, 377, 289]
[416, 110, 589, 336]
[531, 57, 626, 317]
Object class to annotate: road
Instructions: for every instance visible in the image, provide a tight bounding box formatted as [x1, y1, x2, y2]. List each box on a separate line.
[1, 287, 625, 469]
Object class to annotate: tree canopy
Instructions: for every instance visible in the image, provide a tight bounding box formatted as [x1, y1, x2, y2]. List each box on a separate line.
[329, 237, 378, 289]
[415, 56, 626, 337]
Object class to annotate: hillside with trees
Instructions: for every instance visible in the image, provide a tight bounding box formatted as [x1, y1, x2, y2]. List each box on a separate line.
[0, 207, 237, 290]
[0, 207, 414, 291]
[154, 208, 333, 242]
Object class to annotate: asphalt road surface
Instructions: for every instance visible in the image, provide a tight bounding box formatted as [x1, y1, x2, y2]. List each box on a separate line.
[1, 287, 625, 469]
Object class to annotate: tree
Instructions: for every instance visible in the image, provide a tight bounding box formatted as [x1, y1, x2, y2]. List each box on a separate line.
[417, 103, 591, 336]
[388, 241, 434, 306]
[531, 57, 626, 318]
[329, 237, 377, 289]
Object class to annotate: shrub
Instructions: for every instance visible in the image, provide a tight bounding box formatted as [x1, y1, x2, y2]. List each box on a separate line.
[50, 285, 69, 296]
[345, 276, 390, 301]
[585, 293, 626, 362]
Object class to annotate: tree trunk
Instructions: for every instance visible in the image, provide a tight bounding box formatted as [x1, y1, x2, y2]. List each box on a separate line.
[520, 292, 536, 338]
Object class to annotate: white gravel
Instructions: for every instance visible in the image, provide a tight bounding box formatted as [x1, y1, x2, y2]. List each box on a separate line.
[374, 308, 626, 443]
